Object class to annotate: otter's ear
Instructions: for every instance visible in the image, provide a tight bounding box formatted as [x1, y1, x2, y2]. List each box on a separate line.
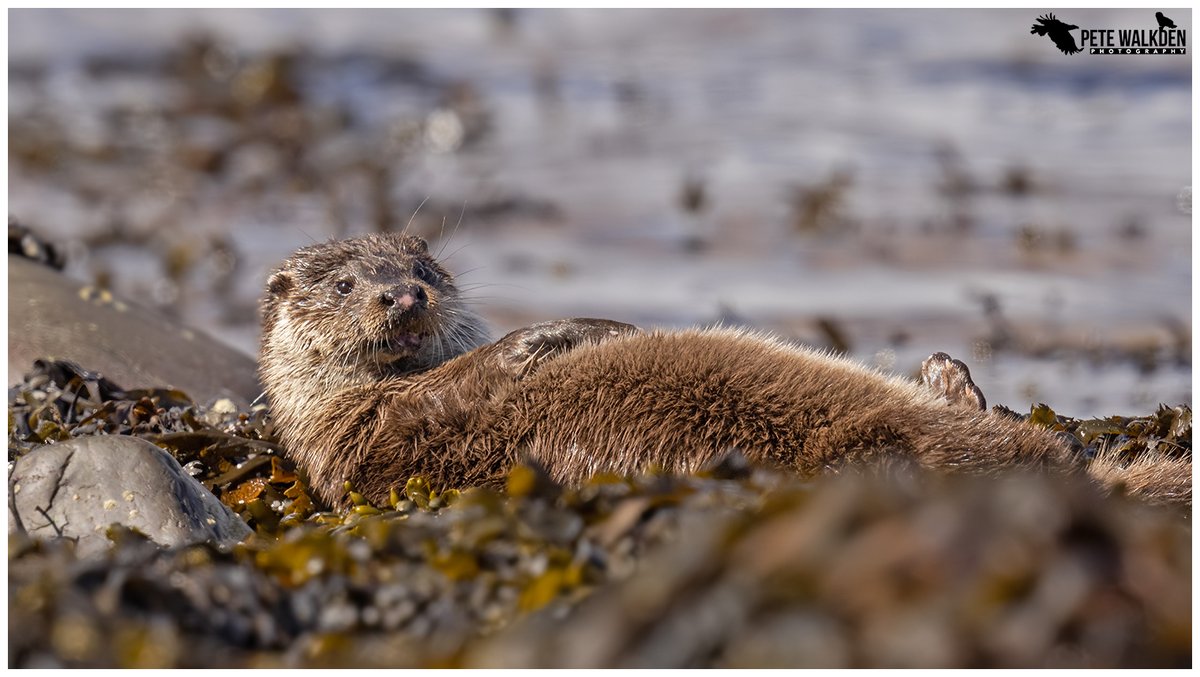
[267, 271, 293, 298]
[410, 238, 428, 254]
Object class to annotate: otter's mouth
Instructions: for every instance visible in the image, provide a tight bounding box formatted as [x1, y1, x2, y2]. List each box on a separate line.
[373, 332, 425, 360]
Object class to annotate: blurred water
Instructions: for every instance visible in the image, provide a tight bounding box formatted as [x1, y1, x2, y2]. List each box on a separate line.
[8, 8, 1192, 417]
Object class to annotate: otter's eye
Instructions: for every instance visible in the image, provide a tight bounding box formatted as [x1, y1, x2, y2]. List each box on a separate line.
[335, 279, 354, 296]
[413, 260, 438, 284]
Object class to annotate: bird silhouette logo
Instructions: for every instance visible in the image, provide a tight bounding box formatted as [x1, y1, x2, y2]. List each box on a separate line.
[1031, 13, 1081, 54]
[1155, 11, 1177, 29]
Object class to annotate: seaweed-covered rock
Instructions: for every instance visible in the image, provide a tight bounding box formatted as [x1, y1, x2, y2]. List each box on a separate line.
[7, 359, 309, 533]
[462, 471, 1190, 669]
[9, 435, 252, 556]
[8, 463, 1190, 669]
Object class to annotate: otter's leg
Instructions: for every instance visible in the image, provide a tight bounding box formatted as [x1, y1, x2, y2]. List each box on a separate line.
[496, 318, 639, 377]
[920, 352, 987, 410]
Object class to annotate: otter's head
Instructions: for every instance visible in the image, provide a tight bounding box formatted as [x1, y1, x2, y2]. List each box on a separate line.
[259, 233, 490, 412]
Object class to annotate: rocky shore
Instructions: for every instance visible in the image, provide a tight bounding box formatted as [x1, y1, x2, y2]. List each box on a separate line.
[7, 352, 1192, 668]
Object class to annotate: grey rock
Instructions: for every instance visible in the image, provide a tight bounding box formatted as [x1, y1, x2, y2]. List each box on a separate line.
[9, 435, 253, 556]
[8, 255, 262, 405]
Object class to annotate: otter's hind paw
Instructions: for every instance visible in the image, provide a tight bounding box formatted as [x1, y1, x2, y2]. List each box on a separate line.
[920, 352, 987, 411]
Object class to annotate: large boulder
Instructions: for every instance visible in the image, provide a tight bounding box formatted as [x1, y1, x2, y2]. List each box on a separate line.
[9, 435, 253, 556]
[8, 255, 261, 405]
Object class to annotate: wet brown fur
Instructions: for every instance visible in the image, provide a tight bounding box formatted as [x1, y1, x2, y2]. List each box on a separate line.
[260, 234, 1191, 510]
[1084, 445, 1192, 509]
[307, 329, 1079, 505]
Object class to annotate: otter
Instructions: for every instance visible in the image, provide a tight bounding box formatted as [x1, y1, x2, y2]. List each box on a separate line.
[259, 233, 1189, 509]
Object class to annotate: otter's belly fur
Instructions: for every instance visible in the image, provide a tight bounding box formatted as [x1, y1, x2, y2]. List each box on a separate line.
[493, 329, 1073, 484]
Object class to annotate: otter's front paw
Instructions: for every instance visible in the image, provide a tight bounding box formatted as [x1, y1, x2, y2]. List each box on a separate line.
[497, 318, 638, 377]
[920, 352, 986, 411]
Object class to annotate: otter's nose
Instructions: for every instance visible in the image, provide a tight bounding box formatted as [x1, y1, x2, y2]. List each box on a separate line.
[381, 284, 427, 311]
